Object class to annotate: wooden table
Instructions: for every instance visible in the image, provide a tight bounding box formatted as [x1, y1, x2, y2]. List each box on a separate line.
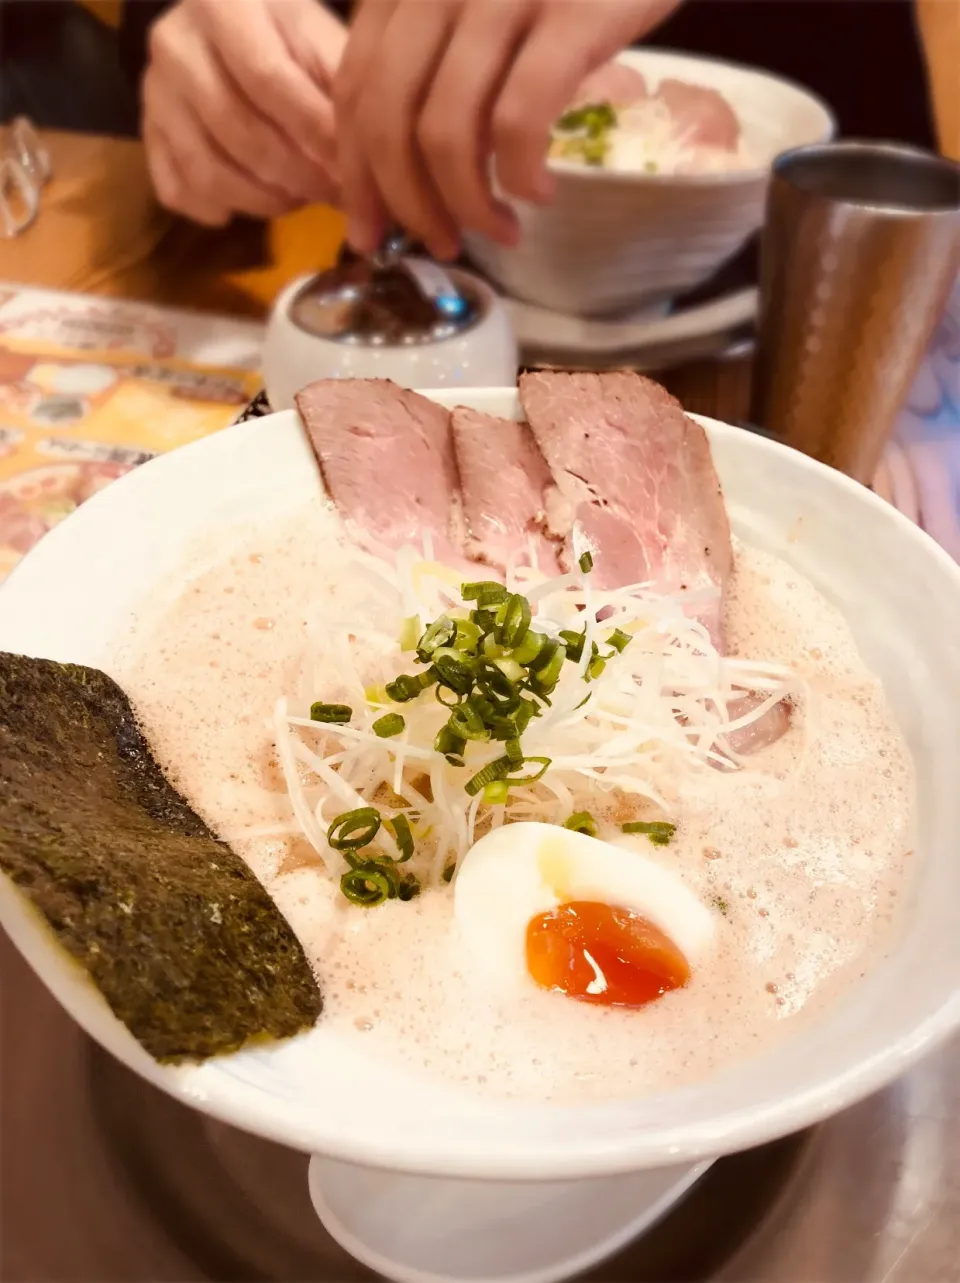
[0, 128, 755, 422]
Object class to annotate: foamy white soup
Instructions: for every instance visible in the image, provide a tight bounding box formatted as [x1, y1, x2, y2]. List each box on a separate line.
[111, 499, 914, 1104]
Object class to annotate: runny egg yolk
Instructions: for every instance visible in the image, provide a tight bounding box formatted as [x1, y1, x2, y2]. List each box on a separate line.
[525, 901, 691, 1007]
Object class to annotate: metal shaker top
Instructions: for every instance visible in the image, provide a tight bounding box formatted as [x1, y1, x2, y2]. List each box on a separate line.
[287, 232, 486, 348]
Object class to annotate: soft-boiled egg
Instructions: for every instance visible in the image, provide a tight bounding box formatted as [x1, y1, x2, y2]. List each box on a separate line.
[453, 822, 716, 1007]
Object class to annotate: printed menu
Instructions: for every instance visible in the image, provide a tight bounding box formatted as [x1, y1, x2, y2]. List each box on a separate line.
[0, 284, 263, 580]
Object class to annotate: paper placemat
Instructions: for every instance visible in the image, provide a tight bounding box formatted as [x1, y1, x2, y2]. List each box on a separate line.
[0, 284, 264, 580]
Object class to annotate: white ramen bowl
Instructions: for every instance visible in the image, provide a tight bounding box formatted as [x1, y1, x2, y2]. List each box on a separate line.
[2, 388, 960, 1281]
[464, 50, 835, 315]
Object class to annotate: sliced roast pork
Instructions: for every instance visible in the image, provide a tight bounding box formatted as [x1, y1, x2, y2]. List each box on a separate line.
[654, 79, 740, 151]
[723, 692, 794, 757]
[519, 370, 731, 641]
[573, 62, 649, 108]
[519, 370, 788, 755]
[451, 407, 561, 574]
[296, 378, 462, 561]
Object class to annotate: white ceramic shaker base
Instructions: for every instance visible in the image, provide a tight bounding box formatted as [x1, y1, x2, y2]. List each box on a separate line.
[308, 1154, 712, 1283]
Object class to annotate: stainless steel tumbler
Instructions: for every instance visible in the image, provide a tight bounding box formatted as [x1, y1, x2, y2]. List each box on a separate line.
[751, 141, 960, 483]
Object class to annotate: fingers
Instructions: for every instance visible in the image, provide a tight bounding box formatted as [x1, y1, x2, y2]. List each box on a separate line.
[336, 0, 682, 252]
[492, 0, 685, 202]
[148, 14, 308, 205]
[335, 0, 398, 254]
[490, 13, 594, 205]
[416, 0, 529, 245]
[142, 66, 290, 223]
[143, 118, 229, 227]
[356, 0, 462, 259]
[193, 0, 338, 168]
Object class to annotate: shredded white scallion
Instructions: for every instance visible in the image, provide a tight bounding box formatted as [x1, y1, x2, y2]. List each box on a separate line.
[271, 535, 803, 887]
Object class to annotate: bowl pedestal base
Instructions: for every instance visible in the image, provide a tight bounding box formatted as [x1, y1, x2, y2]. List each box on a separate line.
[308, 1155, 711, 1283]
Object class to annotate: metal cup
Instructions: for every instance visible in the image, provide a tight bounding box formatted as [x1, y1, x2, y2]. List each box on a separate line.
[751, 141, 960, 483]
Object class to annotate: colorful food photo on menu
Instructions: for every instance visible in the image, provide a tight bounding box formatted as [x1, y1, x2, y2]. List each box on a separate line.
[0, 457, 137, 576]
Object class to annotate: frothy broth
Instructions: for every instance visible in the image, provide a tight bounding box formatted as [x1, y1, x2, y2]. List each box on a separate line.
[111, 500, 914, 1102]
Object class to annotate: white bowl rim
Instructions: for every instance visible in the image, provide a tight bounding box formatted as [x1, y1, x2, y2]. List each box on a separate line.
[2, 398, 960, 1180]
[547, 46, 837, 187]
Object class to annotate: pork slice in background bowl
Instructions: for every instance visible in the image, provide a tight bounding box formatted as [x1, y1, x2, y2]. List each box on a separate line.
[464, 48, 835, 317]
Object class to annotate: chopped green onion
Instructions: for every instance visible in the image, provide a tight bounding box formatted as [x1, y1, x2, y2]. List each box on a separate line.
[505, 736, 524, 766]
[464, 756, 512, 797]
[578, 550, 594, 574]
[587, 654, 607, 681]
[454, 619, 482, 651]
[386, 813, 414, 862]
[622, 820, 677, 847]
[512, 629, 547, 666]
[484, 780, 510, 804]
[556, 100, 617, 135]
[434, 725, 466, 763]
[471, 608, 498, 634]
[448, 700, 491, 742]
[478, 587, 507, 608]
[342, 852, 412, 903]
[564, 811, 597, 837]
[341, 864, 393, 906]
[531, 645, 564, 692]
[560, 628, 586, 662]
[433, 649, 475, 695]
[328, 807, 382, 850]
[435, 682, 464, 707]
[606, 628, 631, 653]
[461, 580, 504, 602]
[416, 615, 456, 662]
[310, 702, 352, 724]
[527, 637, 560, 674]
[372, 712, 405, 738]
[497, 593, 532, 648]
[482, 634, 507, 658]
[508, 756, 551, 784]
[581, 136, 609, 166]
[399, 615, 421, 652]
[486, 713, 519, 741]
[386, 674, 425, 703]
[476, 659, 522, 708]
[494, 656, 525, 684]
[465, 752, 552, 795]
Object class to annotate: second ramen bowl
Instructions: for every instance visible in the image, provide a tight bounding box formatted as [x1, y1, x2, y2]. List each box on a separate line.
[465, 49, 834, 316]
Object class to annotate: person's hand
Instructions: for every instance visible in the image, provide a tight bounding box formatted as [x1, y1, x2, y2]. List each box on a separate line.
[143, 0, 347, 226]
[335, 0, 680, 259]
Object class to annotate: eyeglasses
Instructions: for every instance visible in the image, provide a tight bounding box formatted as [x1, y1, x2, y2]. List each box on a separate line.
[1, 117, 52, 238]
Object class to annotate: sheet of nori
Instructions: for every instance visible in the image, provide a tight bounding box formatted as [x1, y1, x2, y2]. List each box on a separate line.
[0, 651, 322, 1063]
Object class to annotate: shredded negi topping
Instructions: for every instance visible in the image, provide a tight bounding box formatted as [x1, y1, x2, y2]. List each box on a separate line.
[272, 530, 803, 907]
